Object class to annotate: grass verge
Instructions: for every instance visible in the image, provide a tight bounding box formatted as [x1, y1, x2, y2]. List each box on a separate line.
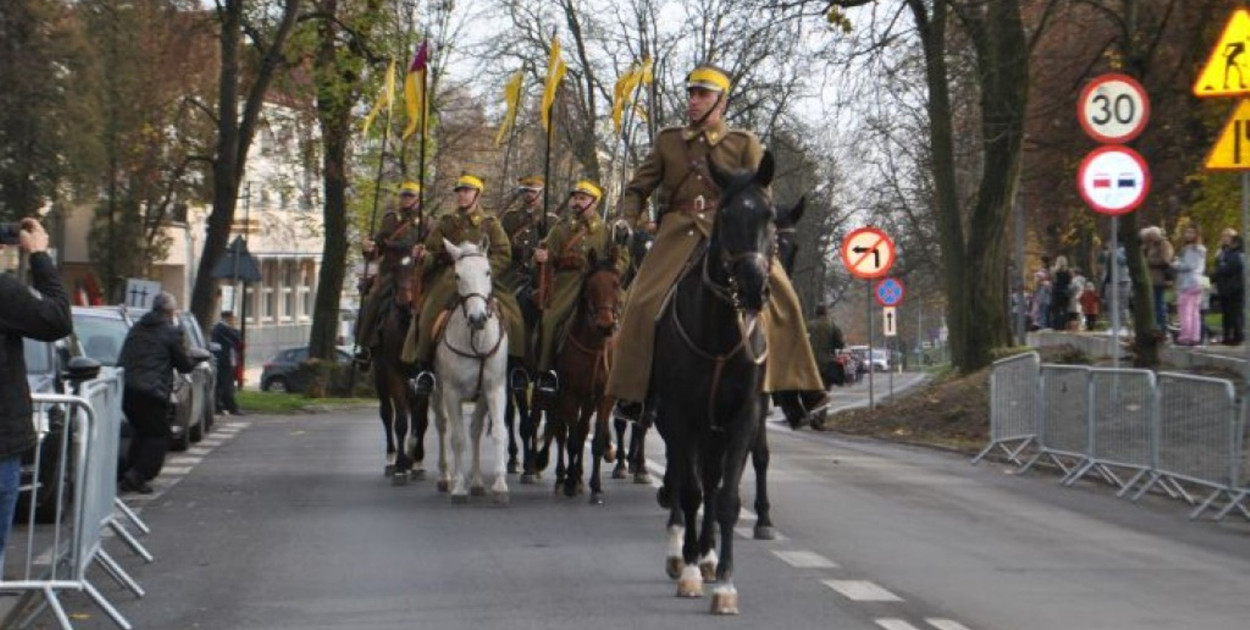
[237, 389, 374, 414]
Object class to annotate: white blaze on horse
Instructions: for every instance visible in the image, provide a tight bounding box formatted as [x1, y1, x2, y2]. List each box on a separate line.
[429, 238, 510, 504]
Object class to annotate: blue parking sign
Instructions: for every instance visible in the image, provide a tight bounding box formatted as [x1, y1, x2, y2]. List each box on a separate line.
[874, 277, 904, 307]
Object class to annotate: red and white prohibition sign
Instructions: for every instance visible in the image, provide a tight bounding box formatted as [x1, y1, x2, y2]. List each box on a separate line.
[840, 227, 896, 280]
[1077, 145, 1151, 215]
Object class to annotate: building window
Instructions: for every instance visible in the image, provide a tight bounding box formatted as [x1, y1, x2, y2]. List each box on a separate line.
[261, 261, 276, 322]
[301, 262, 314, 321]
[281, 261, 297, 322]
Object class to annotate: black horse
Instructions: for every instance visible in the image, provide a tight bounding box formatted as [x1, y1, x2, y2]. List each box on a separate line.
[651, 150, 777, 615]
[376, 268, 429, 485]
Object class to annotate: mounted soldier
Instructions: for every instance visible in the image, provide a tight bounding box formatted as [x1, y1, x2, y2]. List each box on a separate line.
[356, 180, 426, 369]
[607, 64, 829, 425]
[532, 179, 630, 398]
[402, 174, 526, 395]
[497, 174, 548, 389]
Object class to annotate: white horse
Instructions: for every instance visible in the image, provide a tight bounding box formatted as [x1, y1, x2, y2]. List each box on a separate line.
[430, 238, 510, 504]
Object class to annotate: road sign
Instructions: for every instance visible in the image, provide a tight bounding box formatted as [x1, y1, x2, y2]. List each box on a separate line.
[874, 277, 905, 307]
[124, 279, 162, 310]
[1205, 99, 1250, 171]
[1078, 73, 1150, 144]
[1194, 9, 1250, 98]
[840, 227, 896, 280]
[1077, 145, 1150, 215]
[882, 306, 897, 337]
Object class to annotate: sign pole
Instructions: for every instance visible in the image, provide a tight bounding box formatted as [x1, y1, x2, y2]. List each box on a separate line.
[888, 311, 894, 399]
[1110, 215, 1120, 369]
[866, 280, 875, 411]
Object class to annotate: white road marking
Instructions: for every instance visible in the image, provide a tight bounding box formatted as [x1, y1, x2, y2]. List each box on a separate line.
[875, 620, 921, 630]
[165, 456, 204, 466]
[926, 620, 973, 630]
[822, 579, 904, 602]
[159, 466, 193, 475]
[771, 550, 839, 568]
[187, 447, 212, 456]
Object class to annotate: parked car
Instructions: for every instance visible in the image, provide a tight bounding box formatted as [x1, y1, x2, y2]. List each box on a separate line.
[847, 345, 890, 372]
[261, 346, 352, 393]
[72, 305, 217, 451]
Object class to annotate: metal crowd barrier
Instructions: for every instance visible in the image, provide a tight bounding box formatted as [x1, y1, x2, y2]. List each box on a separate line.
[2, 369, 146, 630]
[980, 359, 1250, 522]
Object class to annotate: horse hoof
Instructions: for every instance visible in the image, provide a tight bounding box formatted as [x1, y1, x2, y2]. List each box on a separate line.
[436, 480, 450, 493]
[471, 485, 487, 497]
[665, 556, 684, 580]
[699, 560, 717, 583]
[753, 524, 776, 540]
[563, 481, 577, 498]
[392, 472, 409, 486]
[589, 491, 604, 505]
[494, 492, 510, 506]
[384, 464, 395, 477]
[412, 468, 426, 481]
[656, 485, 672, 509]
[611, 466, 627, 480]
[604, 443, 617, 464]
[710, 588, 739, 615]
[520, 473, 535, 485]
[507, 460, 520, 475]
[634, 471, 653, 485]
[451, 493, 468, 504]
[676, 566, 703, 598]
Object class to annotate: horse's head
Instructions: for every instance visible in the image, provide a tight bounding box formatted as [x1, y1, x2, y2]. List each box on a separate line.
[582, 248, 622, 337]
[443, 237, 493, 331]
[775, 196, 805, 276]
[708, 150, 777, 315]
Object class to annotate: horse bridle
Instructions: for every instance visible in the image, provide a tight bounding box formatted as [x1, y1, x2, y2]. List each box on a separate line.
[451, 251, 498, 329]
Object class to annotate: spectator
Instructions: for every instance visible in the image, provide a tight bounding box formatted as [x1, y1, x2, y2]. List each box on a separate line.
[211, 310, 244, 415]
[1030, 268, 1051, 330]
[1067, 268, 1086, 330]
[806, 305, 845, 389]
[1079, 280, 1101, 332]
[1212, 228, 1244, 345]
[1141, 225, 1175, 336]
[0, 218, 73, 567]
[1049, 255, 1073, 330]
[1098, 242, 1132, 334]
[117, 292, 207, 493]
[1173, 226, 1208, 345]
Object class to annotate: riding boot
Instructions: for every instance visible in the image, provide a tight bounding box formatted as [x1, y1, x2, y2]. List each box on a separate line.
[410, 361, 436, 397]
[509, 364, 530, 393]
[353, 347, 372, 370]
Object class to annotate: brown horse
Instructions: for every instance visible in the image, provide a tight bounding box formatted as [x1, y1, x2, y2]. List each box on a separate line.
[535, 250, 623, 504]
[376, 268, 429, 485]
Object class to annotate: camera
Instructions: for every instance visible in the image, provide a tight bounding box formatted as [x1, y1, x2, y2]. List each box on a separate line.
[0, 222, 21, 246]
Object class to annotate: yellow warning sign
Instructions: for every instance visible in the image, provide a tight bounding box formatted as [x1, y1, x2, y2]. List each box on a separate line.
[1195, 10, 1250, 98]
[1206, 100, 1250, 171]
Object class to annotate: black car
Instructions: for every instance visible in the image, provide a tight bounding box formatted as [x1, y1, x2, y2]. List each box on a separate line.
[73, 305, 217, 451]
[261, 346, 352, 393]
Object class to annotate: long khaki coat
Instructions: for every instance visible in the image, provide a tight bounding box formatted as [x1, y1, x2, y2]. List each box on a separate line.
[535, 211, 630, 373]
[357, 206, 425, 348]
[606, 120, 822, 401]
[401, 204, 526, 363]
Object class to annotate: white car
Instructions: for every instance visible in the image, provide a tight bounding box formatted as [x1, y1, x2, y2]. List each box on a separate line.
[847, 345, 890, 372]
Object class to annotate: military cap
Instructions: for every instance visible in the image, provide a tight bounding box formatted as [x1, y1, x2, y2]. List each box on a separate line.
[686, 65, 731, 93]
[454, 174, 485, 192]
[398, 181, 421, 196]
[517, 175, 544, 192]
[569, 179, 603, 202]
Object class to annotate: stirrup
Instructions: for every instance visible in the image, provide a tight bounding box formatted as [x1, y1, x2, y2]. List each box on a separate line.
[536, 370, 559, 395]
[613, 400, 642, 424]
[509, 367, 530, 392]
[410, 371, 436, 396]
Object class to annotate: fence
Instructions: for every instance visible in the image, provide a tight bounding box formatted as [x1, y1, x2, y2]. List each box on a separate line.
[2, 368, 153, 630]
[978, 357, 1250, 522]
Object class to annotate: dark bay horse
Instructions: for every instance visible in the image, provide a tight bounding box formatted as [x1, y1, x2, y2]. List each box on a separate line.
[540, 250, 623, 503]
[376, 268, 429, 485]
[651, 151, 778, 614]
[612, 227, 656, 485]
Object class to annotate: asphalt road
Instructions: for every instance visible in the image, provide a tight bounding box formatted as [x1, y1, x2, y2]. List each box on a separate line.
[10, 382, 1250, 630]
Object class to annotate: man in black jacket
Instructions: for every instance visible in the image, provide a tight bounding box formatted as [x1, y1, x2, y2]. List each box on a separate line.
[117, 292, 206, 493]
[0, 218, 73, 565]
[211, 311, 243, 415]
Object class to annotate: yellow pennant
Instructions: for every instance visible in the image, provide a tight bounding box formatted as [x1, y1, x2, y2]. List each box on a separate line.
[495, 69, 525, 146]
[541, 37, 567, 132]
[362, 59, 397, 136]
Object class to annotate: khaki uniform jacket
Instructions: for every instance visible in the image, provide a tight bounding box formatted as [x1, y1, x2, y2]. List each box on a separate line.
[498, 204, 547, 294]
[536, 211, 630, 372]
[401, 204, 525, 363]
[358, 206, 424, 348]
[607, 120, 822, 400]
[806, 317, 844, 365]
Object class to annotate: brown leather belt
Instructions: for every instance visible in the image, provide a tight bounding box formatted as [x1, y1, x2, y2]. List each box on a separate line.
[665, 196, 720, 214]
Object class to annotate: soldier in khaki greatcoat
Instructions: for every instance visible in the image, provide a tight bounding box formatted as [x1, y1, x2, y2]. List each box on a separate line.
[401, 174, 526, 394]
[355, 180, 426, 369]
[497, 175, 547, 386]
[531, 180, 630, 395]
[607, 64, 828, 423]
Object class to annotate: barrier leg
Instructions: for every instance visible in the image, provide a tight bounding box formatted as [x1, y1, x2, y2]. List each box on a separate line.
[113, 498, 150, 536]
[94, 550, 145, 598]
[83, 579, 133, 630]
[1213, 489, 1249, 521]
[1117, 469, 1150, 498]
[108, 518, 154, 563]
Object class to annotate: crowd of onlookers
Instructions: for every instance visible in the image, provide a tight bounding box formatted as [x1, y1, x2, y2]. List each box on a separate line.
[1018, 224, 1245, 346]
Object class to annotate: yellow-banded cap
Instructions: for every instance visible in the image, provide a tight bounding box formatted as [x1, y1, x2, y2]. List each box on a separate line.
[686, 65, 730, 93]
[569, 179, 603, 201]
[454, 174, 485, 192]
[517, 175, 544, 192]
[398, 181, 421, 195]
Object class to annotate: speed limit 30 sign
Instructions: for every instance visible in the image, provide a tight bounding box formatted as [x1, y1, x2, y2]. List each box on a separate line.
[1078, 73, 1150, 144]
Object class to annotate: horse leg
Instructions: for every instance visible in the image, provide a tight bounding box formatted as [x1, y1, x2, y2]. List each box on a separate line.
[518, 394, 538, 483]
[503, 360, 521, 474]
[485, 381, 510, 504]
[564, 399, 591, 498]
[710, 418, 755, 616]
[469, 399, 487, 497]
[377, 372, 397, 477]
[391, 379, 412, 486]
[407, 390, 428, 480]
[433, 387, 452, 494]
[612, 416, 629, 479]
[751, 420, 776, 540]
[676, 449, 705, 599]
[633, 425, 652, 485]
[588, 394, 612, 505]
[446, 389, 469, 502]
[697, 442, 721, 584]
